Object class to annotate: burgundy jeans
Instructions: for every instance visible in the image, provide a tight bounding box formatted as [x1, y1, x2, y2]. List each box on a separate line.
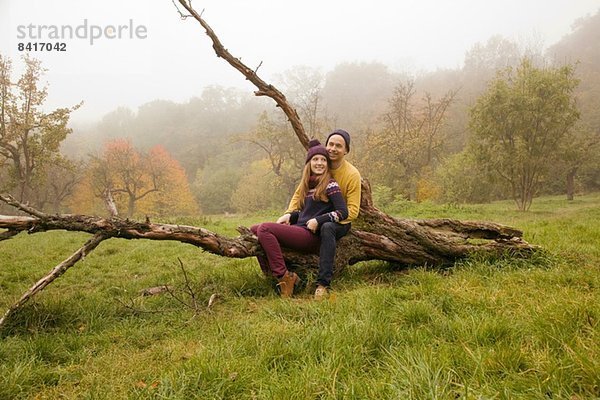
[251, 222, 320, 278]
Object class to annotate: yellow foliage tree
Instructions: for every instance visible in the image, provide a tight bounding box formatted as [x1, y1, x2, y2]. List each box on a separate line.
[137, 145, 199, 217]
[415, 167, 441, 203]
[69, 140, 198, 217]
[230, 159, 287, 213]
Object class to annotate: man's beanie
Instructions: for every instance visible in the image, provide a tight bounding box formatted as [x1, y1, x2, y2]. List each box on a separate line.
[326, 129, 351, 152]
[305, 139, 330, 164]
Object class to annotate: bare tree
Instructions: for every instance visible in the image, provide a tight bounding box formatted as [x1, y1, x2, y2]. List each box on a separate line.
[31, 158, 82, 213]
[362, 81, 457, 199]
[89, 139, 164, 217]
[238, 111, 305, 197]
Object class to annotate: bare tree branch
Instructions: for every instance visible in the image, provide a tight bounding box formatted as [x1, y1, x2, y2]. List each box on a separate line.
[0, 193, 48, 218]
[177, 257, 199, 311]
[175, 0, 309, 149]
[103, 189, 119, 218]
[0, 232, 106, 328]
[171, 0, 193, 19]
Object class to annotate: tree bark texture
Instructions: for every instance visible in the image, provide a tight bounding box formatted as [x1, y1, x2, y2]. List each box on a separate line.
[566, 168, 577, 201]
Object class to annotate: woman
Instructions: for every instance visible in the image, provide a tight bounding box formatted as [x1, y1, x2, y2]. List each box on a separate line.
[251, 139, 348, 298]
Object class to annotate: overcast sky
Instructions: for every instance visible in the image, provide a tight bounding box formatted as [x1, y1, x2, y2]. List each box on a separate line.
[1, 0, 598, 123]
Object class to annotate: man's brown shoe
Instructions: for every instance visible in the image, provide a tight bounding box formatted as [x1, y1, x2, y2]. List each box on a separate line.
[314, 285, 328, 300]
[277, 271, 299, 298]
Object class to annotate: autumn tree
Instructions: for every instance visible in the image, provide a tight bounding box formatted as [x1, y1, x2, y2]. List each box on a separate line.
[0, 54, 80, 207]
[469, 58, 580, 211]
[138, 145, 199, 216]
[361, 81, 456, 201]
[75, 139, 197, 217]
[93, 139, 157, 217]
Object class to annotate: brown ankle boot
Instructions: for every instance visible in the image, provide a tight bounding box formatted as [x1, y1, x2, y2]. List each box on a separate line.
[314, 285, 328, 300]
[277, 271, 299, 298]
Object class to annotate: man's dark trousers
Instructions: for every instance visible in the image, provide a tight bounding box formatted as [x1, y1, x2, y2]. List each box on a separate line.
[317, 222, 351, 287]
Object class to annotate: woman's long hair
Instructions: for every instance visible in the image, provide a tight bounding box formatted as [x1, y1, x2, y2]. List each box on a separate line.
[297, 161, 333, 209]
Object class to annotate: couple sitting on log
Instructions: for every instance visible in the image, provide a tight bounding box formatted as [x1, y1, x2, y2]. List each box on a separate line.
[251, 129, 361, 299]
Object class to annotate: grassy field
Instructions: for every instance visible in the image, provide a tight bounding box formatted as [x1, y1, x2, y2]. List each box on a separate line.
[1, 194, 599, 399]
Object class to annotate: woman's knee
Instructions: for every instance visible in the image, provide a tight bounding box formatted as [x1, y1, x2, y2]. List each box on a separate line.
[255, 222, 277, 238]
[251, 224, 271, 242]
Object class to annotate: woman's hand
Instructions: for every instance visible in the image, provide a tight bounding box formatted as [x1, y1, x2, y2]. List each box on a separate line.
[306, 218, 319, 233]
[276, 214, 291, 224]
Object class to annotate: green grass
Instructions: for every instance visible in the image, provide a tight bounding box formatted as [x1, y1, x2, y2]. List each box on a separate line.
[1, 194, 599, 399]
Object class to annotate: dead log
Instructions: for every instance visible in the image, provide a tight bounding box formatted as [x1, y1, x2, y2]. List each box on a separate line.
[0, 186, 534, 270]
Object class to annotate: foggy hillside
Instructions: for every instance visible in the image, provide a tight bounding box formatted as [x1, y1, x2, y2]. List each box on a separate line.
[63, 9, 600, 181]
[3, 9, 599, 215]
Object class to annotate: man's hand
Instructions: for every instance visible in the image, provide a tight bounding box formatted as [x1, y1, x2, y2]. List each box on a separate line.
[306, 218, 318, 233]
[276, 214, 291, 224]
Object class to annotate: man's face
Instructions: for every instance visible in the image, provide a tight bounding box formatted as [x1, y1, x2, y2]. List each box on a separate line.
[326, 135, 347, 162]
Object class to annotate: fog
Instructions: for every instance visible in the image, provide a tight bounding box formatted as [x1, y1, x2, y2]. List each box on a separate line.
[0, 0, 598, 123]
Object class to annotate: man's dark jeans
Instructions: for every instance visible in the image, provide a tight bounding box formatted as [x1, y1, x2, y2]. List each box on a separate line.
[317, 222, 351, 287]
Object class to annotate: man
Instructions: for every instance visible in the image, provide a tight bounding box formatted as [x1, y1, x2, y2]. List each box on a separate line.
[278, 129, 361, 299]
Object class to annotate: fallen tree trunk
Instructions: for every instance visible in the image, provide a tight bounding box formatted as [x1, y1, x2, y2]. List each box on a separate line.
[0, 183, 534, 270]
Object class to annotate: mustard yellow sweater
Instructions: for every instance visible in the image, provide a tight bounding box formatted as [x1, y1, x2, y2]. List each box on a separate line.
[286, 160, 361, 223]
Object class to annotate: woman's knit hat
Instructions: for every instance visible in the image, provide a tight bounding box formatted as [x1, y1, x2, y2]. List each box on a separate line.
[305, 139, 330, 164]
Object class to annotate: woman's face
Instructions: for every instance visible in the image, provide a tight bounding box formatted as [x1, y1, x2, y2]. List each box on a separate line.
[310, 155, 328, 176]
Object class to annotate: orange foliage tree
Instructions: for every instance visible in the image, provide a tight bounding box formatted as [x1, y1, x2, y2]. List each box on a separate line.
[70, 139, 198, 217]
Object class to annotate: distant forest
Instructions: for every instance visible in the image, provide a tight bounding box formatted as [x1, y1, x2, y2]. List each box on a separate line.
[2, 10, 599, 216]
